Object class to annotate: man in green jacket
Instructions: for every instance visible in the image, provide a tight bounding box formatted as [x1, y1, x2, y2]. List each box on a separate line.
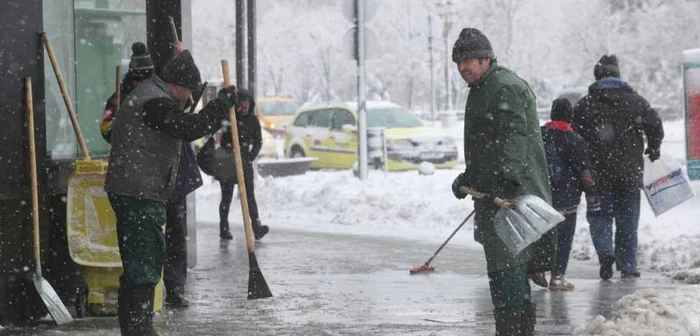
[450, 28, 555, 336]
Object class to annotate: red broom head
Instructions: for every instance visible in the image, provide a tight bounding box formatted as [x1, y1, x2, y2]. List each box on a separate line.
[409, 264, 436, 275]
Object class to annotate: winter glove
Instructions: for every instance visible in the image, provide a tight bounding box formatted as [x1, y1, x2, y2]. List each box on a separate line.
[451, 173, 469, 199]
[217, 85, 237, 110]
[645, 147, 660, 162]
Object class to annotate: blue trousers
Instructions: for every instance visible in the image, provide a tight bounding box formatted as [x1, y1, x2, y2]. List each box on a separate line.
[554, 213, 577, 276]
[586, 189, 641, 273]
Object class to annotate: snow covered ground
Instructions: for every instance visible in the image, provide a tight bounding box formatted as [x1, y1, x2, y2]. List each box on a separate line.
[195, 119, 699, 334]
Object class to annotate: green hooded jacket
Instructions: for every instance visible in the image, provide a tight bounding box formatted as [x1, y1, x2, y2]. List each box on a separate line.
[461, 60, 555, 272]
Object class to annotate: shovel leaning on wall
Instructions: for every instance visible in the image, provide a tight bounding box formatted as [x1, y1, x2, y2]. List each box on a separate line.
[459, 186, 564, 255]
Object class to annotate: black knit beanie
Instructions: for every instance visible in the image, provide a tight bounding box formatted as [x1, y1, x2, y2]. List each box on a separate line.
[550, 97, 573, 122]
[594, 54, 620, 81]
[128, 42, 154, 81]
[161, 50, 201, 91]
[452, 28, 494, 63]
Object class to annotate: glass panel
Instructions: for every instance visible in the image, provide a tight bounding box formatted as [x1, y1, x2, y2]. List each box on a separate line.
[43, 0, 78, 160]
[74, 0, 147, 157]
[331, 110, 355, 130]
[258, 100, 299, 116]
[310, 109, 331, 128]
[293, 112, 310, 127]
[367, 108, 423, 128]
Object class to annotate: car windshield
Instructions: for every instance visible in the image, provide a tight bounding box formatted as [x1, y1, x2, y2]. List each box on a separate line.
[258, 101, 299, 116]
[367, 108, 423, 128]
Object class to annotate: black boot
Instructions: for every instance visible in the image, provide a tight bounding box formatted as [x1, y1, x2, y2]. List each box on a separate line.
[165, 291, 190, 308]
[494, 307, 521, 336]
[253, 219, 269, 241]
[219, 221, 233, 240]
[121, 287, 159, 336]
[598, 253, 616, 280]
[520, 301, 536, 336]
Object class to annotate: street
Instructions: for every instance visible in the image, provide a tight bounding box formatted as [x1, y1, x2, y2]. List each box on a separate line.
[1, 220, 682, 335]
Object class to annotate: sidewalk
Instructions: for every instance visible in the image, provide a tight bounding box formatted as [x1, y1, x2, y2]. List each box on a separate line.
[0, 221, 682, 335]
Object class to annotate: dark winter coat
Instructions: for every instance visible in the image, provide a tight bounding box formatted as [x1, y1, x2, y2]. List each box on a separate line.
[541, 121, 595, 214]
[460, 60, 555, 272]
[105, 76, 228, 202]
[221, 89, 262, 161]
[572, 77, 664, 191]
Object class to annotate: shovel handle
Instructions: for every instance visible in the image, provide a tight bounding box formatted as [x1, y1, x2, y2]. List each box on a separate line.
[115, 66, 121, 112]
[26, 78, 42, 271]
[221, 60, 255, 253]
[458, 186, 512, 208]
[41, 33, 91, 161]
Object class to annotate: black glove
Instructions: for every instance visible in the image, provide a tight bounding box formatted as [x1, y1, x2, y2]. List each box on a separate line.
[645, 147, 660, 162]
[586, 192, 602, 213]
[217, 85, 237, 110]
[451, 173, 469, 199]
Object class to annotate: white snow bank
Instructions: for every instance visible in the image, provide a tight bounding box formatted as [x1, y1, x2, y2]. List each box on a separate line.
[575, 286, 700, 336]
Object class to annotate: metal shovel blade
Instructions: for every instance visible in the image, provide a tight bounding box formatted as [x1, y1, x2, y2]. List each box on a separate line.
[33, 273, 73, 325]
[494, 206, 540, 255]
[511, 195, 565, 235]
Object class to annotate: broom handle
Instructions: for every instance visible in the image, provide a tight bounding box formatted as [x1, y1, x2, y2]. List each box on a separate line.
[221, 60, 255, 252]
[116, 66, 121, 112]
[425, 210, 475, 266]
[459, 186, 510, 208]
[169, 17, 194, 106]
[26, 78, 42, 275]
[41, 33, 91, 161]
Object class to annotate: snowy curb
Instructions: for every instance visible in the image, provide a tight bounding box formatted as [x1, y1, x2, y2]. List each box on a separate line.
[574, 286, 700, 335]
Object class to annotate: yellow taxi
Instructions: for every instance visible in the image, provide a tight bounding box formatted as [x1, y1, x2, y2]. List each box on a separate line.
[256, 97, 299, 138]
[284, 101, 459, 171]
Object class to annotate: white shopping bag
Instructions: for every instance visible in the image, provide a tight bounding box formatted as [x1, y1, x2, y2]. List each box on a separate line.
[643, 155, 695, 216]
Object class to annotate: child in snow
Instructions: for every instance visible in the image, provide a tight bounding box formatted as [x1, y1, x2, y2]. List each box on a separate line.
[541, 98, 600, 291]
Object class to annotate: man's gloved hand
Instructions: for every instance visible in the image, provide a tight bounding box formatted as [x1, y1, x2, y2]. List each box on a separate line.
[645, 147, 660, 162]
[586, 192, 602, 213]
[217, 85, 237, 110]
[451, 173, 469, 199]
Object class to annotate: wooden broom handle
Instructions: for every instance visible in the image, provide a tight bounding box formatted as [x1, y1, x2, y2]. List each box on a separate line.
[221, 60, 255, 252]
[459, 186, 511, 208]
[41, 33, 91, 161]
[26, 78, 42, 267]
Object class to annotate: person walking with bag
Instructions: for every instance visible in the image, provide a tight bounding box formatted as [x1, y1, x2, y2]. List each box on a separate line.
[573, 55, 664, 280]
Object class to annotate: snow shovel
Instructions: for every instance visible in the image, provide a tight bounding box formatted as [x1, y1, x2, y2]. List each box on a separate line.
[459, 186, 564, 255]
[221, 60, 272, 300]
[25, 77, 74, 325]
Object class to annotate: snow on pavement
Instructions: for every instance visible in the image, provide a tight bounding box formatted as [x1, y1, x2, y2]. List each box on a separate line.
[575, 286, 700, 336]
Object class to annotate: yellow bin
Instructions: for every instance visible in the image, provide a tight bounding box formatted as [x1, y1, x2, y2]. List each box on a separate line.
[66, 159, 164, 316]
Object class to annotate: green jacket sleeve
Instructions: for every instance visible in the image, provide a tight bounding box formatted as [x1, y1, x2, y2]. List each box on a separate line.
[494, 85, 529, 196]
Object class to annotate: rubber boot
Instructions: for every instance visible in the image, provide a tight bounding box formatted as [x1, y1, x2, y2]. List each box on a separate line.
[598, 252, 616, 280]
[219, 220, 233, 240]
[253, 218, 269, 241]
[494, 307, 521, 336]
[122, 287, 159, 336]
[118, 280, 131, 335]
[520, 300, 536, 336]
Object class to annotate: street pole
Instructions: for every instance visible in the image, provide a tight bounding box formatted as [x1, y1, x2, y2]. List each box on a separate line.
[357, 0, 368, 180]
[235, 0, 245, 87]
[247, 0, 256, 97]
[428, 14, 436, 125]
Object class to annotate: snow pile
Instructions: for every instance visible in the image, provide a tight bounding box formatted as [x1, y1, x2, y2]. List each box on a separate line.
[575, 286, 700, 336]
[196, 168, 477, 244]
[418, 162, 435, 175]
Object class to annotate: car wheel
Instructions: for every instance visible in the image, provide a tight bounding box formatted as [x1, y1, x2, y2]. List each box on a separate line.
[291, 147, 305, 158]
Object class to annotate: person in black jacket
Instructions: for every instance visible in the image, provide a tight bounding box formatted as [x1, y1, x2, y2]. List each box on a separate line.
[218, 88, 269, 241]
[573, 55, 664, 280]
[105, 48, 237, 336]
[542, 98, 600, 291]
